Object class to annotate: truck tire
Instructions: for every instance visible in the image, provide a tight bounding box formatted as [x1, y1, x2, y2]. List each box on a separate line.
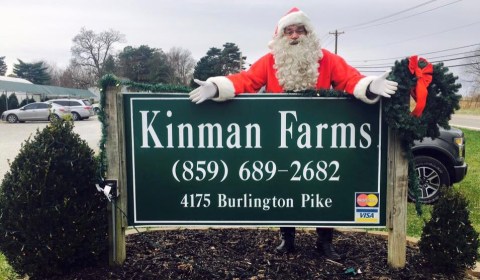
[408, 155, 451, 204]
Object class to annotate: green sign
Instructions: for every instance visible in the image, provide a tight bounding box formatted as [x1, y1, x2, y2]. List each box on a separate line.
[124, 94, 387, 227]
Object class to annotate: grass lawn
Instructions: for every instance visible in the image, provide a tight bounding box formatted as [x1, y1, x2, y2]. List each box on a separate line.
[0, 253, 16, 280]
[404, 128, 480, 237]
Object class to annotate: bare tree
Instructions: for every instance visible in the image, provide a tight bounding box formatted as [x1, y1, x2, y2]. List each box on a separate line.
[166, 47, 196, 85]
[43, 61, 64, 87]
[58, 62, 97, 89]
[465, 47, 480, 95]
[71, 27, 125, 81]
[461, 47, 480, 108]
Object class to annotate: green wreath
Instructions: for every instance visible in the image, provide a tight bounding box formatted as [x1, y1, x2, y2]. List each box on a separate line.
[384, 57, 461, 146]
[384, 57, 461, 212]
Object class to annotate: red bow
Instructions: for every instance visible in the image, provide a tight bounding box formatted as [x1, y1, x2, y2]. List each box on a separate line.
[408, 55, 433, 117]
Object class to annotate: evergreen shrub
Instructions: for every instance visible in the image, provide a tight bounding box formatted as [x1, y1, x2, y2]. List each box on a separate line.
[0, 118, 108, 279]
[418, 186, 479, 275]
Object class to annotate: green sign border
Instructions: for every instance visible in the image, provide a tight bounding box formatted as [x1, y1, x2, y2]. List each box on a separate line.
[124, 93, 387, 227]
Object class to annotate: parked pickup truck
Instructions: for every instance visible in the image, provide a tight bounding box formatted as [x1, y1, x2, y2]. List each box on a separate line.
[409, 126, 468, 204]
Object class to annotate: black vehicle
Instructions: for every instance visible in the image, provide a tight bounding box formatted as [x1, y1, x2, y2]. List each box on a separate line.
[410, 127, 468, 204]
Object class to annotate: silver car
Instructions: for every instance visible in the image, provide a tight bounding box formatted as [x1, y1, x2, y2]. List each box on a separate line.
[47, 99, 94, 121]
[1, 102, 71, 123]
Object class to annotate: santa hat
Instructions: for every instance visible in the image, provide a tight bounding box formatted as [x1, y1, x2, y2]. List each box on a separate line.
[273, 7, 314, 38]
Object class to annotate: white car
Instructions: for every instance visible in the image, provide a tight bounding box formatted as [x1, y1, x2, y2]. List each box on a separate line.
[47, 99, 94, 121]
[1, 102, 71, 123]
[92, 103, 101, 115]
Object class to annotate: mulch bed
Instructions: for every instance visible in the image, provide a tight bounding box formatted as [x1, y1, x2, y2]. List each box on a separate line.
[62, 228, 471, 279]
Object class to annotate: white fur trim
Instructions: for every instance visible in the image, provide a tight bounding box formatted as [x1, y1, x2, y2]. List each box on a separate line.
[353, 76, 380, 104]
[207, 76, 235, 102]
[276, 11, 314, 38]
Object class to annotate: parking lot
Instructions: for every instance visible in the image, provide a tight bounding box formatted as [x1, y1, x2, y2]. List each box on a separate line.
[0, 117, 101, 180]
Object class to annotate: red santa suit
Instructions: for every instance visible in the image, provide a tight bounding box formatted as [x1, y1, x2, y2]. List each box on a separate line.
[205, 7, 379, 105]
[207, 49, 378, 104]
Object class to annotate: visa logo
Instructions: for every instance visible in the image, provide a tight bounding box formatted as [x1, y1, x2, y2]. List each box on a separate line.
[359, 212, 374, 218]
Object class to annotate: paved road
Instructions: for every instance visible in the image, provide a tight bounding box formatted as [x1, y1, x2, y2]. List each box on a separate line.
[0, 116, 101, 180]
[450, 114, 480, 131]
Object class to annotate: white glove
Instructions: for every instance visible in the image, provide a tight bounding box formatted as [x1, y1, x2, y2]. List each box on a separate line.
[189, 79, 218, 104]
[368, 70, 398, 98]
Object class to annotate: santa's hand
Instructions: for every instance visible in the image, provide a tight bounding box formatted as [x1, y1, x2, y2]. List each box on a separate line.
[189, 79, 217, 104]
[369, 71, 398, 98]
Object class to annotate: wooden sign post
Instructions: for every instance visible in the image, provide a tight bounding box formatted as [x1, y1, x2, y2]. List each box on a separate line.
[386, 128, 408, 268]
[105, 86, 127, 265]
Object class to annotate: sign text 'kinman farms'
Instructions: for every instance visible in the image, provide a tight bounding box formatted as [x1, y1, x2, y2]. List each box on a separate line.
[124, 94, 387, 227]
[139, 110, 373, 150]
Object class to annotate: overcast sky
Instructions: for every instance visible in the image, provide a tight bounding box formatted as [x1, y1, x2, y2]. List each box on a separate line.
[1, 0, 479, 94]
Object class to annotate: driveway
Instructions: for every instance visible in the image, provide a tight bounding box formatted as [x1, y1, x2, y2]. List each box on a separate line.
[0, 117, 101, 180]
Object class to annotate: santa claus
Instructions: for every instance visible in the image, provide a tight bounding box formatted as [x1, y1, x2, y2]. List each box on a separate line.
[189, 7, 398, 260]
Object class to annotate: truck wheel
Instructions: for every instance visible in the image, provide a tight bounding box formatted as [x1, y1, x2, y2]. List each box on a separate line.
[408, 156, 451, 204]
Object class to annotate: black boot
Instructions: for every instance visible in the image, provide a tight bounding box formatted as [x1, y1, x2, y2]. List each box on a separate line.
[316, 228, 341, 261]
[275, 227, 295, 253]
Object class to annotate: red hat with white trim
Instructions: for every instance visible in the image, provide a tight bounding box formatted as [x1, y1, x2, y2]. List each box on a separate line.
[273, 7, 314, 38]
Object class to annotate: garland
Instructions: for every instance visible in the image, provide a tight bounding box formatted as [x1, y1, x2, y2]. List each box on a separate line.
[121, 80, 191, 93]
[96, 74, 119, 179]
[97, 75, 192, 179]
[98, 61, 461, 212]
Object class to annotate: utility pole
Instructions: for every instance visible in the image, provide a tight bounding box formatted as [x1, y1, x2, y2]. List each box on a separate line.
[329, 30, 344, 54]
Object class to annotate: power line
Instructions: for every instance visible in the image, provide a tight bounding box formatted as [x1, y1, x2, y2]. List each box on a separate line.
[424, 50, 478, 60]
[354, 21, 480, 52]
[416, 43, 480, 56]
[322, 1, 447, 51]
[354, 55, 480, 72]
[441, 62, 480, 68]
[353, 53, 480, 68]
[322, 36, 336, 49]
[348, 43, 480, 63]
[357, 61, 479, 73]
[430, 54, 480, 64]
[340, 0, 438, 30]
[348, 0, 462, 32]
[321, 1, 462, 52]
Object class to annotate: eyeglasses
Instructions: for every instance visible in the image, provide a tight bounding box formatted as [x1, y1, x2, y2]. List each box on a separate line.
[284, 27, 307, 36]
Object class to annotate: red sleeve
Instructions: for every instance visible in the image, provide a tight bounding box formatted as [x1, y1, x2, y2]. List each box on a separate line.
[226, 54, 272, 94]
[321, 50, 365, 94]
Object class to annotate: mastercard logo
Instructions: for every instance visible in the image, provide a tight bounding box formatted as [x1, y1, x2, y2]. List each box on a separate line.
[356, 193, 379, 207]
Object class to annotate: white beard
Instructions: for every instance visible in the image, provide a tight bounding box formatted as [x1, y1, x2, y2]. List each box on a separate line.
[271, 33, 321, 92]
